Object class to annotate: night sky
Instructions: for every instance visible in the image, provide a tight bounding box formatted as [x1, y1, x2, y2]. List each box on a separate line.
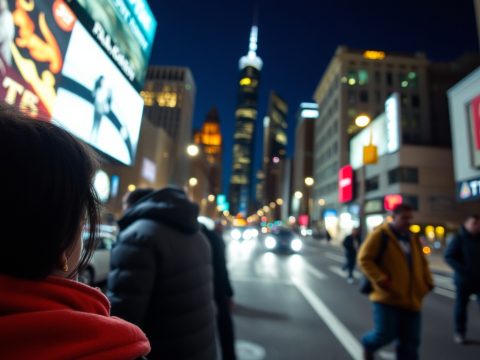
[146, 0, 478, 194]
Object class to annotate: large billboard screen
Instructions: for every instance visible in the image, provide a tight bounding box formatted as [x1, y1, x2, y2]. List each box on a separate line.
[66, 0, 156, 90]
[53, 22, 143, 165]
[0, 0, 155, 166]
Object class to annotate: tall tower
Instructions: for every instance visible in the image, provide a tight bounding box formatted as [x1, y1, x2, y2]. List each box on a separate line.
[229, 22, 263, 216]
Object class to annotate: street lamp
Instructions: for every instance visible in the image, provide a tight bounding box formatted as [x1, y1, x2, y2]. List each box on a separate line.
[355, 114, 371, 128]
[188, 177, 198, 187]
[304, 177, 314, 228]
[186, 144, 199, 157]
[294, 191, 303, 199]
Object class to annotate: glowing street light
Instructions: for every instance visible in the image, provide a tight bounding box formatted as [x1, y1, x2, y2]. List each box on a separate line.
[186, 144, 199, 157]
[304, 177, 314, 186]
[188, 177, 198, 187]
[318, 198, 326, 206]
[276, 198, 284, 206]
[294, 191, 303, 199]
[355, 114, 371, 128]
[207, 194, 215, 202]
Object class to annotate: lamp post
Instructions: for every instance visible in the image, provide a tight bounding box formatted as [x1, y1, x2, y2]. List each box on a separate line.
[353, 114, 371, 239]
[304, 177, 314, 228]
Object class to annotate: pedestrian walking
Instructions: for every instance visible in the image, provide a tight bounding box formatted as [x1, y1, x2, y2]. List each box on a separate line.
[444, 214, 480, 345]
[0, 105, 150, 360]
[358, 204, 433, 360]
[107, 187, 217, 360]
[343, 227, 362, 283]
[199, 218, 237, 360]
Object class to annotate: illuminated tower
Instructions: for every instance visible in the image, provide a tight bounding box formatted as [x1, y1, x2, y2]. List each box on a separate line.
[229, 23, 263, 216]
[194, 107, 223, 196]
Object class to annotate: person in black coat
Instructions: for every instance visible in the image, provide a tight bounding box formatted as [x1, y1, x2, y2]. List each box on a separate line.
[444, 214, 480, 345]
[107, 187, 217, 360]
[200, 220, 236, 360]
[343, 227, 362, 283]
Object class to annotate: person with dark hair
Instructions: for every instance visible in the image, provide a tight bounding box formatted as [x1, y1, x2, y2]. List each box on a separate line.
[444, 214, 480, 345]
[107, 187, 217, 360]
[358, 204, 433, 360]
[343, 227, 362, 284]
[0, 104, 150, 359]
[199, 218, 237, 360]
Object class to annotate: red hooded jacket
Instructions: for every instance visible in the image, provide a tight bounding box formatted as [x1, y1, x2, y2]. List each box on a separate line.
[0, 274, 150, 359]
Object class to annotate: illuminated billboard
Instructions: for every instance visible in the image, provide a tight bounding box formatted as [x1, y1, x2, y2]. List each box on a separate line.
[338, 165, 354, 203]
[66, 0, 156, 89]
[53, 22, 143, 165]
[0, 0, 155, 166]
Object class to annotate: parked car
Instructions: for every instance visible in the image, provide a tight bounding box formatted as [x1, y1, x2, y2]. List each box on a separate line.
[263, 227, 303, 253]
[79, 229, 116, 285]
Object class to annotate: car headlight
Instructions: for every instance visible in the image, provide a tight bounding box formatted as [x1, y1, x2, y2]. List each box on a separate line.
[242, 229, 252, 240]
[291, 238, 303, 252]
[251, 229, 259, 237]
[265, 236, 277, 249]
[301, 229, 307, 236]
[231, 229, 241, 240]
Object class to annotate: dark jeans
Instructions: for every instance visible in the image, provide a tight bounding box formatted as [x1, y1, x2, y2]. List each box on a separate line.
[345, 251, 356, 278]
[216, 296, 236, 360]
[454, 283, 480, 335]
[362, 302, 421, 360]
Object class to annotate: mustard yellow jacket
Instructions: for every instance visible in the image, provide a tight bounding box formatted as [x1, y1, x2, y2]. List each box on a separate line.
[357, 223, 434, 311]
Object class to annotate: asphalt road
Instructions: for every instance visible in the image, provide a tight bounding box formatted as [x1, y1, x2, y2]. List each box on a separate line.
[226, 235, 480, 360]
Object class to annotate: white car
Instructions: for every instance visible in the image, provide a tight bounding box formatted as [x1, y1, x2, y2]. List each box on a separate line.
[79, 230, 116, 285]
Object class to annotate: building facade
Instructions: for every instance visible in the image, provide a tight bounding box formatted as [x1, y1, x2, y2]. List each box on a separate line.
[291, 103, 318, 221]
[313, 47, 431, 224]
[141, 66, 196, 186]
[229, 25, 263, 217]
[261, 91, 288, 220]
[448, 66, 480, 203]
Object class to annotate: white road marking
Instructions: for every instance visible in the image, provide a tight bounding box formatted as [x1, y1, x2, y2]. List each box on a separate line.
[325, 252, 346, 263]
[434, 287, 456, 299]
[231, 276, 293, 285]
[291, 276, 363, 360]
[303, 260, 328, 280]
[433, 274, 454, 291]
[378, 350, 395, 359]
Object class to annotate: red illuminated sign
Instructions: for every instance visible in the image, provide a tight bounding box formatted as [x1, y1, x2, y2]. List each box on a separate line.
[384, 194, 403, 211]
[298, 215, 309, 227]
[471, 95, 480, 150]
[338, 165, 354, 203]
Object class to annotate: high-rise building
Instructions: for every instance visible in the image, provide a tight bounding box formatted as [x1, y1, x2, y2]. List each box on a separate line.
[229, 24, 263, 216]
[261, 91, 288, 220]
[141, 66, 196, 186]
[292, 103, 318, 219]
[312, 46, 431, 220]
[194, 107, 223, 197]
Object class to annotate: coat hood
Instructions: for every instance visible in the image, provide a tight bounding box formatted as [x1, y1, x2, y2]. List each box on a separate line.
[118, 187, 200, 233]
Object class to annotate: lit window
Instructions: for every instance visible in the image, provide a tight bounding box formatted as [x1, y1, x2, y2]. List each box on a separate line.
[358, 70, 368, 85]
[235, 108, 257, 119]
[157, 92, 177, 107]
[140, 91, 155, 106]
[240, 77, 252, 86]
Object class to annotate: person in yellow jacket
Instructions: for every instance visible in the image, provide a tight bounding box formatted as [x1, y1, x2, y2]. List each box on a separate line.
[358, 204, 434, 360]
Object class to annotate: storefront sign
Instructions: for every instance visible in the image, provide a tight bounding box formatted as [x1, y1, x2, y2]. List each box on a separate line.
[469, 95, 480, 168]
[384, 194, 403, 211]
[338, 165, 354, 203]
[385, 93, 401, 154]
[457, 177, 480, 201]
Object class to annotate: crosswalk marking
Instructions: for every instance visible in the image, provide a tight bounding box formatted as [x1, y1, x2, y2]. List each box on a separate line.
[303, 260, 328, 280]
[292, 276, 363, 360]
[325, 252, 346, 263]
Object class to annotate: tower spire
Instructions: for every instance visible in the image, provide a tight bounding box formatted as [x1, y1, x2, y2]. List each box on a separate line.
[239, 3, 263, 70]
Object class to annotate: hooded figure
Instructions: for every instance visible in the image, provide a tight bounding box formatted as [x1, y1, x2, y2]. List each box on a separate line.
[107, 187, 217, 360]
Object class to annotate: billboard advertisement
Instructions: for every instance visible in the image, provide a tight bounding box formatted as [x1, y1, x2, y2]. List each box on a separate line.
[65, 0, 156, 90]
[0, 0, 155, 166]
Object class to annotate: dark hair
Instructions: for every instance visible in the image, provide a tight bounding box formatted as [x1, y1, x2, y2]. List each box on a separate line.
[392, 203, 413, 215]
[0, 105, 100, 280]
[466, 214, 479, 221]
[125, 188, 154, 208]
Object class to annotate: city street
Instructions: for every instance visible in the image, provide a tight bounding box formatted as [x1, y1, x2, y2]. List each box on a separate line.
[227, 235, 480, 360]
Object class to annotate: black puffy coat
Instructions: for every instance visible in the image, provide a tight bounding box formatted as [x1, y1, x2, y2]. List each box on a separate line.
[107, 188, 217, 360]
[444, 226, 480, 289]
